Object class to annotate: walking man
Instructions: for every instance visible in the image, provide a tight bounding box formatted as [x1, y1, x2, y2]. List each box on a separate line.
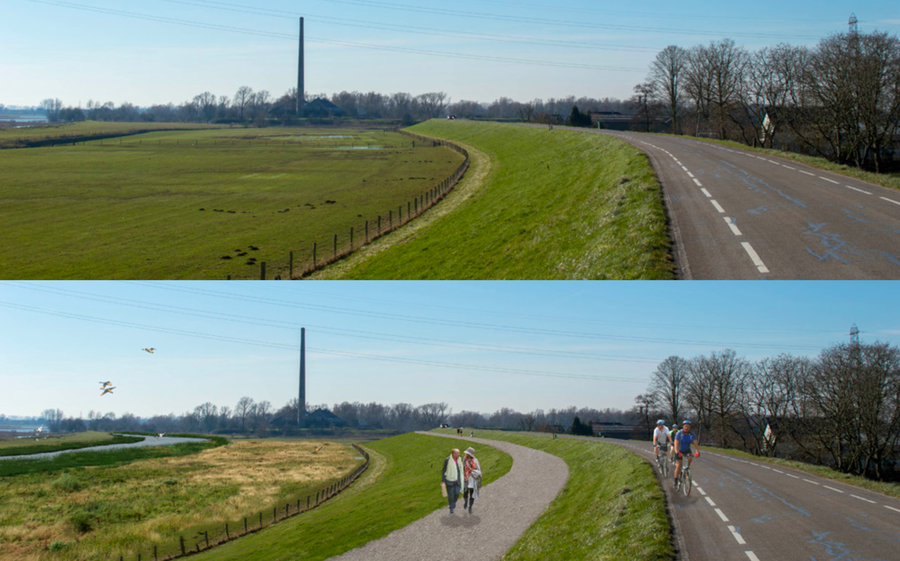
[442, 448, 464, 514]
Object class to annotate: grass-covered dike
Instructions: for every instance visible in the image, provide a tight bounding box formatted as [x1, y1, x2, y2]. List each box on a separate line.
[334, 120, 673, 279]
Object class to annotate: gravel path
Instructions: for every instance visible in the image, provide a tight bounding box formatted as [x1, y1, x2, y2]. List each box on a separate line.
[0, 435, 208, 461]
[327, 431, 569, 561]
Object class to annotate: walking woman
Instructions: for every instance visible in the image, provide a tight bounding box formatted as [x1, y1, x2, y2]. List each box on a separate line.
[462, 447, 482, 514]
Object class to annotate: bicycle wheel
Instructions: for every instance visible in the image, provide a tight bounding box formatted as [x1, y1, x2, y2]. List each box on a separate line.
[661, 455, 669, 477]
[682, 468, 692, 496]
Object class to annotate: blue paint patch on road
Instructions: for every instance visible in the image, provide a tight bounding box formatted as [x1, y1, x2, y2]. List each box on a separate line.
[807, 530, 855, 559]
[804, 222, 900, 266]
[751, 514, 773, 524]
[723, 469, 811, 517]
[747, 206, 769, 215]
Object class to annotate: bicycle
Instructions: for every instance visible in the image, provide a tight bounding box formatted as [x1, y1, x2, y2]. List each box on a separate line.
[675, 452, 694, 496]
[656, 445, 669, 478]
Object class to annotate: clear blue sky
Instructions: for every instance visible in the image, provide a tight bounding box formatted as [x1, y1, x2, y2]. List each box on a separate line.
[2, 0, 898, 107]
[1, 281, 897, 419]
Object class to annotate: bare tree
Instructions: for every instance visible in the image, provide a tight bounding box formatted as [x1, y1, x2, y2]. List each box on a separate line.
[417, 402, 450, 427]
[649, 355, 690, 424]
[649, 45, 688, 134]
[234, 396, 255, 432]
[233, 86, 253, 121]
[416, 92, 449, 118]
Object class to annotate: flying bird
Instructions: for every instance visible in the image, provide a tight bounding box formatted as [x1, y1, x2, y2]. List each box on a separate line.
[99, 381, 112, 388]
[100, 387, 115, 396]
[142, 348, 155, 354]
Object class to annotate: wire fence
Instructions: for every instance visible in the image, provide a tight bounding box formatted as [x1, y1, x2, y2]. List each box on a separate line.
[112, 445, 369, 561]
[226, 130, 470, 280]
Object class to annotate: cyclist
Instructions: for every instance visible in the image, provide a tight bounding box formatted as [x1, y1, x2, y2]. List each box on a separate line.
[668, 422, 679, 463]
[652, 419, 671, 463]
[673, 420, 700, 489]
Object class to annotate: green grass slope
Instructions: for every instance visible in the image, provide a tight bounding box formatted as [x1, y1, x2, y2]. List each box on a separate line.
[191, 433, 512, 561]
[336, 120, 673, 279]
[0, 128, 462, 279]
[438, 430, 672, 561]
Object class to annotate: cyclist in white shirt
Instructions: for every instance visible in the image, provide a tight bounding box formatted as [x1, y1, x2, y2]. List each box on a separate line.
[652, 419, 671, 462]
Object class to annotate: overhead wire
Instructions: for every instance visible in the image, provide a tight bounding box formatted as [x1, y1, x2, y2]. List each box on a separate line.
[130, 281, 828, 351]
[21, 0, 642, 72]
[0, 300, 644, 383]
[3, 282, 665, 364]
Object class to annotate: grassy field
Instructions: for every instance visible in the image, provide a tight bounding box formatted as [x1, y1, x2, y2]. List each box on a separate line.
[436, 430, 672, 561]
[328, 120, 673, 279]
[0, 438, 364, 561]
[0, 431, 142, 457]
[190, 433, 512, 561]
[0, 121, 223, 148]
[0, 127, 463, 279]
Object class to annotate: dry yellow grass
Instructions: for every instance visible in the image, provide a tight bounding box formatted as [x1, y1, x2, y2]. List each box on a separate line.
[0, 439, 363, 561]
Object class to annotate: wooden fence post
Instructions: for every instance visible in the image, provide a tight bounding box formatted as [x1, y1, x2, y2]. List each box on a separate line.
[389, 210, 392, 228]
[225, 523, 229, 541]
[313, 242, 317, 266]
[244, 517, 248, 533]
[259, 512, 262, 528]
[350, 227, 354, 249]
[289, 251, 293, 278]
[333, 234, 337, 257]
[260, 262, 266, 280]
[377, 215, 381, 235]
[180, 536, 186, 555]
[365, 220, 369, 242]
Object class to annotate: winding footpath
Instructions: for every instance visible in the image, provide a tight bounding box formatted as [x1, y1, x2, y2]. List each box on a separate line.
[327, 431, 569, 561]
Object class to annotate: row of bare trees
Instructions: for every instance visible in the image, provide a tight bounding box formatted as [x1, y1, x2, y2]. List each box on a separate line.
[641, 341, 900, 480]
[637, 30, 900, 171]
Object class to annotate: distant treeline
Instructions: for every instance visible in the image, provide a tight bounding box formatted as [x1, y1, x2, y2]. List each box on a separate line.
[33, 399, 632, 439]
[633, 30, 900, 171]
[638, 340, 900, 480]
[37, 87, 629, 127]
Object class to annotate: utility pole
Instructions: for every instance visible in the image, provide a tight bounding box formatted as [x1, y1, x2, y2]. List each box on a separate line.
[298, 327, 306, 427]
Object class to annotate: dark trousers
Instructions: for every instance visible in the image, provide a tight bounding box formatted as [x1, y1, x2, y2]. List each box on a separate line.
[446, 482, 461, 510]
[464, 486, 475, 505]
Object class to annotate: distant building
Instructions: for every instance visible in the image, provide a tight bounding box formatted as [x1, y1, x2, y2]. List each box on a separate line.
[304, 408, 348, 428]
[303, 98, 346, 118]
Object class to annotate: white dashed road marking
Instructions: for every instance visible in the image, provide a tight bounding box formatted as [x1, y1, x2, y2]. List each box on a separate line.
[714, 508, 730, 522]
[799, 170, 815, 176]
[803, 479, 819, 485]
[820, 176, 839, 184]
[745, 551, 761, 561]
[741, 242, 770, 274]
[701, 188, 712, 198]
[725, 217, 743, 236]
[846, 185, 872, 195]
[824, 485, 844, 494]
[851, 494, 876, 504]
[728, 526, 747, 545]
[881, 197, 900, 206]
[705, 497, 717, 507]
[711, 200, 726, 213]
[692, 177, 703, 187]
[886, 505, 900, 514]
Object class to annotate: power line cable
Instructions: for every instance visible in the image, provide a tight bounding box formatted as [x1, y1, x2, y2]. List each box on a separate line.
[21, 0, 642, 72]
[4, 282, 664, 364]
[130, 281, 827, 351]
[0, 300, 644, 383]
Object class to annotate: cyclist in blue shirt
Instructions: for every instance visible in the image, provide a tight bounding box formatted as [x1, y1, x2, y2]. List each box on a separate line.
[673, 420, 700, 489]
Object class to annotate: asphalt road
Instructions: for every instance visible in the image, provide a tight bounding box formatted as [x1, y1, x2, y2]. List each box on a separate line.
[614, 439, 900, 561]
[599, 131, 900, 279]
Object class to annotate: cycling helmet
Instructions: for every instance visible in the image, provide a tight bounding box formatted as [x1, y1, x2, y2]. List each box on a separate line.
[657, 419, 665, 425]
[682, 420, 692, 425]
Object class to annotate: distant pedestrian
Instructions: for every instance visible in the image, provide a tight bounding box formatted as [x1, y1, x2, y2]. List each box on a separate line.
[470, 431, 474, 438]
[441, 448, 464, 515]
[463, 447, 482, 515]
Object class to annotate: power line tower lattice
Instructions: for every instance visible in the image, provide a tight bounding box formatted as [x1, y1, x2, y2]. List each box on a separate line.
[850, 323, 860, 346]
[849, 13, 859, 35]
